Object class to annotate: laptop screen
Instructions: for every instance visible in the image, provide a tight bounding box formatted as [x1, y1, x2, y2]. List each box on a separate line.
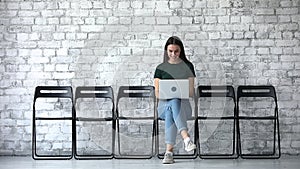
[158, 79, 189, 99]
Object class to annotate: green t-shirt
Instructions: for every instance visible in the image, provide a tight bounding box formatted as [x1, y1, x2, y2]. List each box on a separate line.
[154, 61, 196, 79]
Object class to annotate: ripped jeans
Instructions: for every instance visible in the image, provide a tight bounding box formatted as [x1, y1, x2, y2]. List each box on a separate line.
[157, 98, 192, 145]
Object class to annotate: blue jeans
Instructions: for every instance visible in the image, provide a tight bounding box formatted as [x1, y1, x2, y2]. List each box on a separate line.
[157, 99, 192, 145]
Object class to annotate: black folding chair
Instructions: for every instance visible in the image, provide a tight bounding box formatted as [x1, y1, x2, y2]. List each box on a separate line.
[32, 86, 74, 160]
[74, 86, 115, 159]
[237, 85, 281, 159]
[196, 85, 238, 159]
[115, 86, 156, 159]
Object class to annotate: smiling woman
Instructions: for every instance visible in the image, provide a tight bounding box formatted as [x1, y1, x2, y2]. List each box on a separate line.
[153, 36, 196, 164]
[166, 44, 181, 64]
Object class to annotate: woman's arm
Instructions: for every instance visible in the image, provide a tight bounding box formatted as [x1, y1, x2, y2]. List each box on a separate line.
[154, 78, 160, 98]
[188, 77, 195, 97]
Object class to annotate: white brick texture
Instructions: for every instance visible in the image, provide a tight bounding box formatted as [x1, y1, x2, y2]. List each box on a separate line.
[0, 0, 299, 156]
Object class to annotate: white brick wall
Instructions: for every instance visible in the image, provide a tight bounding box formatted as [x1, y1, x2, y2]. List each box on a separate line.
[0, 0, 299, 156]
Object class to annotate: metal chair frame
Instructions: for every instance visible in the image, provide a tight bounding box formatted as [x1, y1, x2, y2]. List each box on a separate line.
[74, 86, 115, 160]
[115, 86, 156, 159]
[237, 85, 281, 159]
[196, 85, 238, 159]
[32, 86, 74, 160]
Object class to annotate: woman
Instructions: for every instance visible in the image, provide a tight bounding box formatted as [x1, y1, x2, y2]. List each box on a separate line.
[154, 36, 196, 164]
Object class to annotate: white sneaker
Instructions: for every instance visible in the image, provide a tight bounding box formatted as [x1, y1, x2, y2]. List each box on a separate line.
[184, 139, 196, 152]
[162, 152, 174, 164]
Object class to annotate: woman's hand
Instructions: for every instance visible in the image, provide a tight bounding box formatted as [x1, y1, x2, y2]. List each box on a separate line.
[154, 78, 160, 98]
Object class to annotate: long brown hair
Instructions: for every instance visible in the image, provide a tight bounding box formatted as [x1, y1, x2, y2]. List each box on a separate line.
[163, 36, 191, 64]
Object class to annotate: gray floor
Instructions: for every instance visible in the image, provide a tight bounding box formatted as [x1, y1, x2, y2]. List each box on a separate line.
[0, 156, 299, 169]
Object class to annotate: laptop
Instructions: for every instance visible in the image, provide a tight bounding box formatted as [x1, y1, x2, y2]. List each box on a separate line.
[159, 79, 189, 99]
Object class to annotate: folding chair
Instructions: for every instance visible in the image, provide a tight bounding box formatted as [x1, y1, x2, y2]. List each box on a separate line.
[196, 85, 238, 159]
[32, 86, 74, 160]
[74, 86, 115, 159]
[156, 98, 198, 159]
[115, 86, 156, 159]
[237, 85, 281, 159]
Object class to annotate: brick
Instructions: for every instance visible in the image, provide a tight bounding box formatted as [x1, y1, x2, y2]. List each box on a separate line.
[154, 9, 173, 16]
[114, 9, 133, 17]
[251, 39, 275, 46]
[32, 25, 55, 32]
[53, 72, 75, 79]
[204, 16, 217, 23]
[228, 40, 250, 46]
[38, 41, 61, 48]
[156, 17, 168, 25]
[170, 1, 182, 9]
[90, 9, 112, 17]
[128, 40, 151, 47]
[253, 9, 275, 15]
[56, 64, 69, 71]
[93, 1, 105, 8]
[218, 16, 230, 23]
[144, 1, 156, 8]
[144, 17, 155, 24]
[27, 72, 51, 79]
[132, 25, 153, 31]
[204, 9, 226, 15]
[81, 25, 104, 32]
[169, 16, 181, 24]
[208, 32, 220, 39]
[7, 103, 30, 111]
[119, 17, 132, 25]
[276, 40, 299, 47]
[80, 1, 92, 9]
[61, 40, 85, 48]
[178, 25, 201, 32]
[118, 1, 130, 9]
[194, 0, 206, 8]
[42, 10, 65, 17]
[66, 10, 89, 17]
[33, 2, 46, 10]
[203, 25, 225, 31]
[18, 10, 39, 17]
[276, 23, 298, 31]
[276, 8, 299, 15]
[11, 18, 34, 25]
[281, 55, 299, 62]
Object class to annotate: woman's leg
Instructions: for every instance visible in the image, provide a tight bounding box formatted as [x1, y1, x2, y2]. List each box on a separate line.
[169, 99, 189, 135]
[168, 99, 196, 151]
[158, 99, 194, 152]
[164, 108, 177, 151]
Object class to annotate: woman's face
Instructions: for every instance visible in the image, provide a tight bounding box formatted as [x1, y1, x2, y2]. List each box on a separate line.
[167, 44, 181, 64]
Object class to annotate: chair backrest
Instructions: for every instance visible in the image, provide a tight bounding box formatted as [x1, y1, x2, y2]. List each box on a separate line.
[75, 86, 114, 100]
[237, 85, 277, 100]
[197, 85, 235, 99]
[116, 86, 155, 118]
[33, 86, 74, 118]
[196, 85, 236, 117]
[74, 86, 115, 118]
[237, 85, 278, 117]
[117, 86, 155, 100]
[34, 86, 73, 101]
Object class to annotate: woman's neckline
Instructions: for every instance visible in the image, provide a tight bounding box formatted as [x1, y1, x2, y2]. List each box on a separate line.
[167, 60, 183, 64]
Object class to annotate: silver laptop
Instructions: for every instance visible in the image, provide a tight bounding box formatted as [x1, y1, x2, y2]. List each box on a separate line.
[159, 79, 189, 99]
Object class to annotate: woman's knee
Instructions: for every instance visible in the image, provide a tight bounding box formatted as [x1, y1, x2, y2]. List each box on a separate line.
[169, 98, 181, 105]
